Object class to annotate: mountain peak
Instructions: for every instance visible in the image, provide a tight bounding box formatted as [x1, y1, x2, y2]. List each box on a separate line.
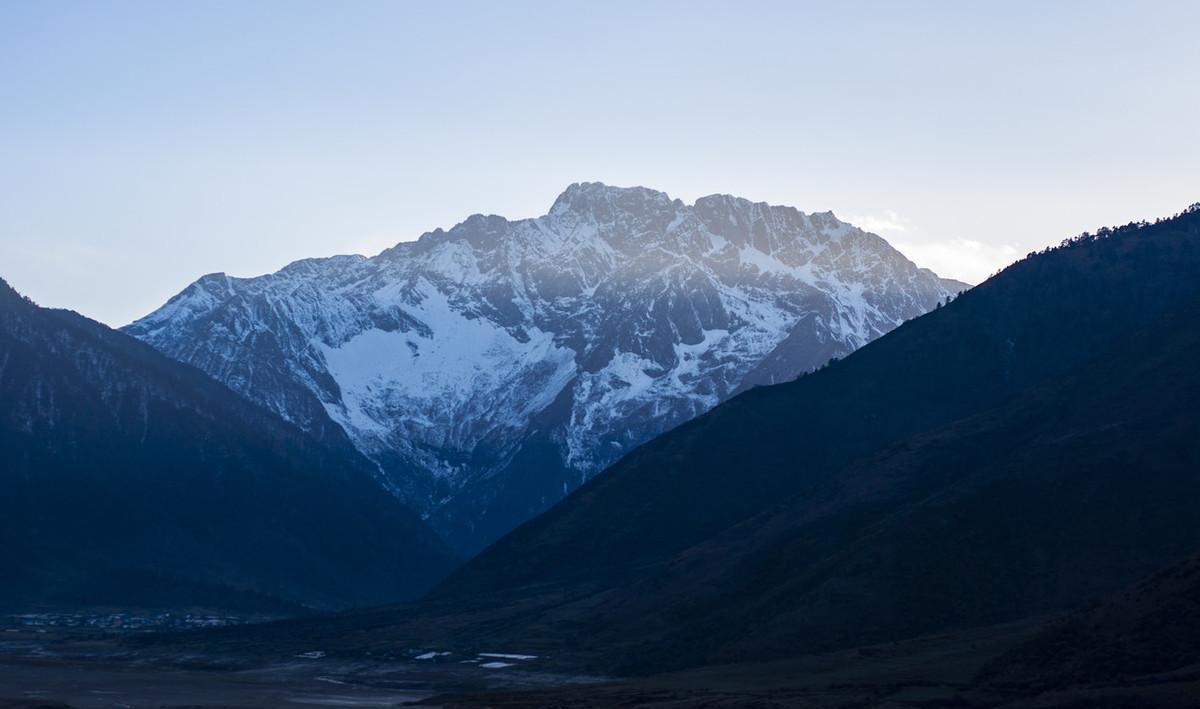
[127, 184, 961, 553]
[549, 182, 677, 217]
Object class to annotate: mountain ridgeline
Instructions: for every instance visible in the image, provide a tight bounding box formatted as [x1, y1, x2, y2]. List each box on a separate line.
[0, 280, 457, 612]
[202, 204, 1200, 676]
[125, 183, 965, 553]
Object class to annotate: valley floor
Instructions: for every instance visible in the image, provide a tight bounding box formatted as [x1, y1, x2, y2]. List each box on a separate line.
[0, 655, 429, 708]
[0, 624, 596, 709]
[3, 617, 1198, 709]
[413, 620, 1039, 709]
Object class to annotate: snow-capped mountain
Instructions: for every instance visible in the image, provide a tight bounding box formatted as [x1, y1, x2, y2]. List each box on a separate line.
[126, 183, 967, 552]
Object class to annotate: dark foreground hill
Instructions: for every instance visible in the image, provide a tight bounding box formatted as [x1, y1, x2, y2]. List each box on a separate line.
[135, 206, 1200, 679]
[981, 551, 1200, 693]
[0, 278, 457, 612]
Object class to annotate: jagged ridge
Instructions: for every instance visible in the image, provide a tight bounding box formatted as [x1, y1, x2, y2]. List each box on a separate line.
[126, 183, 964, 552]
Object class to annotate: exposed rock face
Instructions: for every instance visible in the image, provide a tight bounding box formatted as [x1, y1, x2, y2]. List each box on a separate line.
[126, 183, 965, 552]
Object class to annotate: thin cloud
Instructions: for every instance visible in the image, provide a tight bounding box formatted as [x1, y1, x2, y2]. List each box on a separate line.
[891, 237, 1020, 285]
[847, 210, 908, 234]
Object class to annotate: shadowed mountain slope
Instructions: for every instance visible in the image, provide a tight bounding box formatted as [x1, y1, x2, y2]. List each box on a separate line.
[980, 551, 1200, 692]
[0, 279, 457, 612]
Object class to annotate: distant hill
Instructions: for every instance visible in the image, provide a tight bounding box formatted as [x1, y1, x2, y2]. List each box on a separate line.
[0, 278, 458, 612]
[187, 204, 1200, 674]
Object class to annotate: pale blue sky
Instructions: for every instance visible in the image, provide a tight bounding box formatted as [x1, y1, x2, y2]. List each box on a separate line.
[2, 1, 1198, 325]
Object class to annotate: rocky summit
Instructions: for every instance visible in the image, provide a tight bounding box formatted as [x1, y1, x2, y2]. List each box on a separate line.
[125, 183, 966, 552]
